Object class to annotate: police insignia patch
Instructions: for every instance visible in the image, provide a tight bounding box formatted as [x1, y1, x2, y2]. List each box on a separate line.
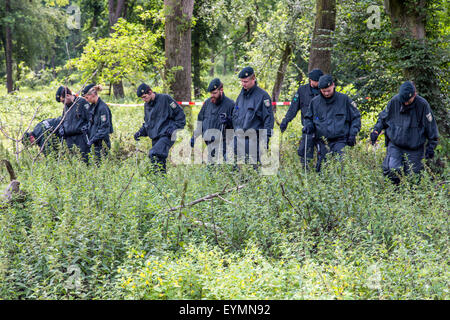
[101, 115, 107, 122]
[351, 101, 357, 108]
[170, 102, 177, 109]
[426, 113, 432, 122]
[264, 99, 271, 108]
[84, 104, 90, 110]
[43, 120, 50, 129]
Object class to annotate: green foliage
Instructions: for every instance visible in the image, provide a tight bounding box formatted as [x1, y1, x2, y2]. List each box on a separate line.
[0, 0, 67, 68]
[0, 88, 448, 299]
[66, 18, 165, 87]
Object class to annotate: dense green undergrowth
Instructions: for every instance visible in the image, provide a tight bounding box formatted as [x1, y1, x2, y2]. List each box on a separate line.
[0, 89, 448, 300]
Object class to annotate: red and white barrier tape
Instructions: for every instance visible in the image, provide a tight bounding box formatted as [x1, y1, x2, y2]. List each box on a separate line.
[107, 101, 291, 107]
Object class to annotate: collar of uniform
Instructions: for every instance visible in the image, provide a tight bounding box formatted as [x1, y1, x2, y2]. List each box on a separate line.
[243, 84, 257, 97]
[309, 85, 319, 96]
[400, 98, 416, 113]
[321, 90, 337, 104]
[90, 97, 102, 113]
[64, 101, 74, 111]
[149, 93, 159, 107]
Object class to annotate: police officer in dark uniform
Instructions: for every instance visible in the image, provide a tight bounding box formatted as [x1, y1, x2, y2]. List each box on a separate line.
[81, 84, 114, 160]
[24, 117, 62, 156]
[56, 86, 90, 161]
[232, 67, 274, 164]
[280, 68, 323, 166]
[370, 81, 439, 185]
[191, 78, 234, 163]
[134, 83, 186, 173]
[303, 74, 361, 172]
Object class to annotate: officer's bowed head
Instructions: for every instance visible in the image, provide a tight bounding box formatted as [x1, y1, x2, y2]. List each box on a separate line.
[318, 74, 335, 98]
[399, 81, 416, 105]
[136, 83, 151, 98]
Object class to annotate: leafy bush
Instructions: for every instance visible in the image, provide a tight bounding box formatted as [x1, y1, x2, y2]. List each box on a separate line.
[0, 88, 448, 300]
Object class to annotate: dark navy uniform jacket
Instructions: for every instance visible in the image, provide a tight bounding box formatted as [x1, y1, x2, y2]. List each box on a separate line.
[30, 117, 61, 155]
[374, 94, 439, 150]
[88, 97, 113, 148]
[232, 84, 274, 135]
[193, 94, 234, 141]
[281, 84, 319, 127]
[136, 93, 186, 140]
[62, 96, 90, 150]
[304, 91, 361, 141]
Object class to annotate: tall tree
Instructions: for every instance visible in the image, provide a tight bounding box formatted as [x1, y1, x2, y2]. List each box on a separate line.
[108, 0, 128, 98]
[164, 0, 194, 128]
[384, 0, 448, 134]
[0, 0, 67, 93]
[308, 0, 336, 74]
[4, 0, 12, 93]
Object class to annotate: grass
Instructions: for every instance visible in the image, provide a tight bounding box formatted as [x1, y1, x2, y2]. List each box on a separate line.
[0, 84, 448, 300]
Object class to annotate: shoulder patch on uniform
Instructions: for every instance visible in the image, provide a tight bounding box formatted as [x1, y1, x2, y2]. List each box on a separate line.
[351, 101, 357, 108]
[43, 120, 50, 129]
[293, 93, 299, 102]
[264, 99, 271, 108]
[101, 114, 107, 122]
[170, 101, 177, 109]
[426, 113, 432, 122]
[84, 104, 90, 110]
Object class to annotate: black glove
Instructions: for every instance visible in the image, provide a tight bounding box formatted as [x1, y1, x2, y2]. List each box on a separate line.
[370, 130, 379, 145]
[302, 126, 313, 135]
[134, 131, 141, 141]
[190, 136, 195, 148]
[280, 122, 287, 133]
[81, 125, 88, 135]
[347, 135, 356, 147]
[425, 146, 435, 159]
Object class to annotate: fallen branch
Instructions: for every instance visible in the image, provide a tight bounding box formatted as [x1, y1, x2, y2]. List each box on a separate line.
[168, 184, 246, 212]
[280, 182, 302, 216]
[113, 172, 135, 208]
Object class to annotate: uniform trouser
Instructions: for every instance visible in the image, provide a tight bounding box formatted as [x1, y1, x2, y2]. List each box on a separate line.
[297, 133, 316, 166]
[315, 138, 348, 172]
[382, 143, 424, 185]
[66, 134, 89, 162]
[205, 139, 227, 164]
[149, 136, 174, 173]
[233, 131, 269, 165]
[92, 138, 111, 162]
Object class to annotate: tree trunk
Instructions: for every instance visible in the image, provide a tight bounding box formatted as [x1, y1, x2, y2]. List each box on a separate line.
[308, 0, 336, 74]
[384, 0, 447, 135]
[5, 0, 13, 93]
[272, 43, 293, 106]
[164, 0, 194, 130]
[384, 0, 426, 46]
[192, 35, 201, 99]
[108, 0, 127, 30]
[108, 0, 127, 99]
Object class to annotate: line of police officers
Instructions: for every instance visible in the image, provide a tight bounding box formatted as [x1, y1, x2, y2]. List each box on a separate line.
[25, 67, 439, 184]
